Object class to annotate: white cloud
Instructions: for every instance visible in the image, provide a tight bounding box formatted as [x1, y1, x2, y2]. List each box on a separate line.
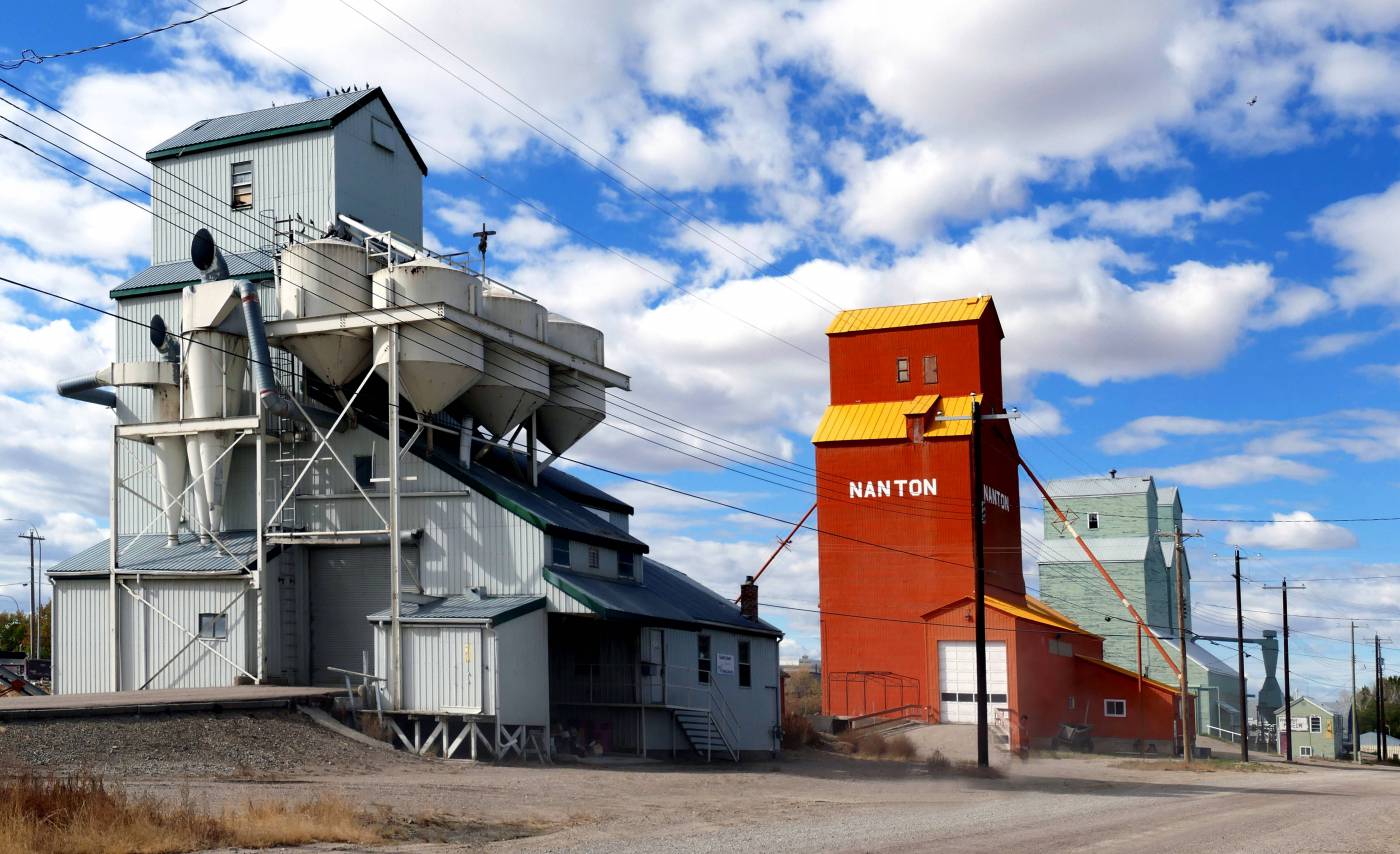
[620, 114, 731, 192]
[1099, 415, 1251, 454]
[1224, 511, 1358, 551]
[1297, 329, 1386, 359]
[1152, 454, 1327, 488]
[1073, 188, 1263, 238]
[1310, 40, 1400, 117]
[1313, 179, 1400, 307]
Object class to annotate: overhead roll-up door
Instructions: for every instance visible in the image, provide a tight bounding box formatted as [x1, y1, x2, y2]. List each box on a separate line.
[309, 546, 416, 685]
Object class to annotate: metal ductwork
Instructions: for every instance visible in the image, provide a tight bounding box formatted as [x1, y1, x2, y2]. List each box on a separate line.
[56, 373, 116, 408]
[191, 227, 229, 282]
[236, 280, 295, 419]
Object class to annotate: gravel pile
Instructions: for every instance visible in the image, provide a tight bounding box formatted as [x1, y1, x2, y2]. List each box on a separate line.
[0, 710, 414, 778]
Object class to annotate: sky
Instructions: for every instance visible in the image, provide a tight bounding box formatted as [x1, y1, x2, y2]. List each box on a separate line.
[1, 0, 1398, 706]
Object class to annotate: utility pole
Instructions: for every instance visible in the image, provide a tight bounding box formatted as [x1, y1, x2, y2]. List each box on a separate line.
[942, 398, 1016, 769]
[1158, 527, 1200, 762]
[1234, 547, 1249, 762]
[1265, 580, 1304, 762]
[17, 529, 44, 658]
[1378, 636, 1389, 763]
[1351, 621, 1361, 764]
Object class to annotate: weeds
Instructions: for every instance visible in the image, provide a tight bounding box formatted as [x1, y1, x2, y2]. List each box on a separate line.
[885, 734, 917, 760]
[780, 713, 821, 750]
[0, 773, 379, 854]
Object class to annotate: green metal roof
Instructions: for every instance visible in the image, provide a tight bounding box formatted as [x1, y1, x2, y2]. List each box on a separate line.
[366, 594, 544, 625]
[146, 87, 427, 175]
[112, 253, 274, 299]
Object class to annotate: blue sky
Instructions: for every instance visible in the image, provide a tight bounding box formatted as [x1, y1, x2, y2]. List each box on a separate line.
[2, 1, 1398, 703]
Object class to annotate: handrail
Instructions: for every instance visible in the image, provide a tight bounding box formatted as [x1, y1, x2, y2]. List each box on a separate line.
[848, 704, 927, 731]
[706, 678, 740, 760]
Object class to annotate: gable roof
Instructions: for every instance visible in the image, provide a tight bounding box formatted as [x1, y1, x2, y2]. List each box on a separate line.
[146, 87, 428, 175]
[545, 559, 782, 637]
[1282, 695, 1339, 716]
[826, 295, 996, 335]
[112, 251, 275, 299]
[1044, 475, 1155, 497]
[920, 594, 1099, 637]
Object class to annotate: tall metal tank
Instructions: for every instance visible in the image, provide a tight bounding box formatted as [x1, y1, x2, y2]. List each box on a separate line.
[182, 327, 249, 539]
[456, 284, 550, 438]
[535, 314, 605, 454]
[278, 238, 381, 386]
[372, 260, 485, 415]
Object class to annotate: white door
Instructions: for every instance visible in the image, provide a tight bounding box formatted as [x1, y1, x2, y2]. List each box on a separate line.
[939, 641, 1008, 723]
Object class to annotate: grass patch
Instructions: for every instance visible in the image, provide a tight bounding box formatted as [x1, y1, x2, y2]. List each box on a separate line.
[923, 751, 1005, 779]
[0, 773, 380, 854]
[1111, 758, 1296, 774]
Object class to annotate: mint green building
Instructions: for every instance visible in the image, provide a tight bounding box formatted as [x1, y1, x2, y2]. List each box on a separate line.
[1278, 697, 1344, 759]
[1036, 475, 1244, 738]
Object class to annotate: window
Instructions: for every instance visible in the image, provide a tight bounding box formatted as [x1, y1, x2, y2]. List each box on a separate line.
[1104, 699, 1127, 717]
[618, 551, 635, 579]
[198, 613, 228, 640]
[354, 455, 374, 489]
[1067, 696, 1076, 710]
[697, 635, 711, 684]
[738, 641, 752, 688]
[231, 161, 253, 209]
[1300, 745, 1314, 757]
[1310, 716, 1322, 733]
[587, 546, 600, 569]
[1087, 512, 1100, 530]
[922, 355, 939, 384]
[895, 356, 910, 383]
[551, 537, 570, 568]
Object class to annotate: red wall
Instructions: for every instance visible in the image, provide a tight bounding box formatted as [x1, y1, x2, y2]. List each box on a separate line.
[827, 313, 1005, 409]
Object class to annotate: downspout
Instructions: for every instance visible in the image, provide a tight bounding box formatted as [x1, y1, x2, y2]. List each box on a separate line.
[56, 373, 117, 408]
[235, 280, 295, 420]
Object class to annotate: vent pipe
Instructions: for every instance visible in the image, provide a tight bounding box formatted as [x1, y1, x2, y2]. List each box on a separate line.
[235, 280, 295, 419]
[191, 227, 228, 282]
[56, 373, 116, 408]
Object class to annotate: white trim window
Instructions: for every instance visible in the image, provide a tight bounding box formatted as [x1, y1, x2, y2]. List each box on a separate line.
[198, 613, 228, 640]
[1300, 745, 1314, 757]
[1104, 698, 1127, 717]
[231, 161, 253, 209]
[1087, 512, 1100, 530]
[1310, 716, 1322, 733]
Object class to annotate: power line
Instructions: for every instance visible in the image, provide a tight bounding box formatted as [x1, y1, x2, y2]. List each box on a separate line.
[1, 0, 253, 70]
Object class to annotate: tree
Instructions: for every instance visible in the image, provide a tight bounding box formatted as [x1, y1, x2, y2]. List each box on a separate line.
[0, 603, 52, 658]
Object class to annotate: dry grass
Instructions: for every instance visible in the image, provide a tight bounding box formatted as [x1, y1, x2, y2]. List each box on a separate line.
[0, 773, 380, 854]
[923, 751, 1005, 779]
[885, 734, 917, 760]
[1111, 758, 1296, 774]
[781, 713, 820, 750]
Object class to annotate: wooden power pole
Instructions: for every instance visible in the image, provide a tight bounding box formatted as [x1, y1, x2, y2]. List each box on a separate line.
[1158, 526, 1199, 762]
[1265, 580, 1304, 762]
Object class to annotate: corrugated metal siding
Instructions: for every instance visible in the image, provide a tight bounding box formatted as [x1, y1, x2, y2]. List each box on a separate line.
[811, 395, 937, 443]
[827, 295, 991, 335]
[333, 98, 423, 243]
[148, 90, 372, 154]
[308, 546, 408, 683]
[150, 129, 334, 264]
[53, 579, 110, 694]
[492, 608, 549, 725]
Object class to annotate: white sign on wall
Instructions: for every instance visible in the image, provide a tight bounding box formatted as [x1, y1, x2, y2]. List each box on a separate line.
[716, 653, 736, 676]
[848, 478, 937, 499]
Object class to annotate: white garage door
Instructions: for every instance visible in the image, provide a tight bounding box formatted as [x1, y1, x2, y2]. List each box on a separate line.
[939, 641, 1008, 724]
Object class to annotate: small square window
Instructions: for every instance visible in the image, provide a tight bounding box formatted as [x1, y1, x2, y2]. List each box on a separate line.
[231, 161, 253, 209]
[552, 537, 570, 568]
[1104, 698, 1127, 717]
[895, 356, 910, 383]
[198, 613, 228, 640]
[587, 546, 600, 569]
[370, 117, 396, 153]
[1300, 745, 1313, 757]
[738, 641, 752, 688]
[1087, 512, 1100, 530]
[922, 355, 939, 384]
[697, 635, 711, 684]
[618, 551, 635, 579]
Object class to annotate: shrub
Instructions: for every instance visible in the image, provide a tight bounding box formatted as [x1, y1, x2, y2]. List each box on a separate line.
[781, 713, 820, 750]
[885, 734, 917, 760]
[856, 733, 888, 757]
[925, 749, 951, 775]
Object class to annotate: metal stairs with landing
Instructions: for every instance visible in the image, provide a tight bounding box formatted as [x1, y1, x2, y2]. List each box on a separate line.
[673, 708, 737, 762]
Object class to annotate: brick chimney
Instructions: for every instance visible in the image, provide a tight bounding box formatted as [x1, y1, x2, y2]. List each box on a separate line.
[739, 576, 758, 621]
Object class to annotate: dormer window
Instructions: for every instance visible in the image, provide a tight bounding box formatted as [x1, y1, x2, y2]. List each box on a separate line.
[231, 161, 253, 209]
[896, 356, 910, 383]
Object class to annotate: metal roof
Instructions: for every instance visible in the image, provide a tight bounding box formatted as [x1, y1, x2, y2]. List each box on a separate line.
[921, 394, 980, 439]
[1044, 475, 1155, 497]
[811, 395, 937, 443]
[545, 560, 782, 637]
[49, 531, 259, 575]
[1158, 486, 1180, 506]
[366, 594, 543, 625]
[145, 88, 428, 175]
[1037, 536, 1153, 564]
[827, 295, 993, 335]
[1159, 639, 1239, 678]
[112, 252, 274, 298]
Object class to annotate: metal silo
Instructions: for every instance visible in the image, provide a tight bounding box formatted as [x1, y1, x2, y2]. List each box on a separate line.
[535, 313, 606, 454]
[371, 260, 485, 416]
[455, 284, 549, 438]
[277, 238, 382, 386]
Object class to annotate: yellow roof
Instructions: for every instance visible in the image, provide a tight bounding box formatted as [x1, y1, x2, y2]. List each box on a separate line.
[987, 595, 1092, 636]
[811, 395, 937, 443]
[921, 394, 981, 439]
[826, 295, 992, 335]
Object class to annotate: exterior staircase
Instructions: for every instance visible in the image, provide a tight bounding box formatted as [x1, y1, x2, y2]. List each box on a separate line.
[674, 708, 738, 762]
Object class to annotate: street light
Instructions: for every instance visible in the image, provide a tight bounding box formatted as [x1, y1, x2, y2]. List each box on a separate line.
[3, 518, 43, 658]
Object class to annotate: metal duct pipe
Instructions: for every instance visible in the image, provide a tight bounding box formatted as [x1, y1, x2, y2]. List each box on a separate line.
[57, 373, 116, 408]
[236, 280, 295, 419]
[191, 228, 228, 282]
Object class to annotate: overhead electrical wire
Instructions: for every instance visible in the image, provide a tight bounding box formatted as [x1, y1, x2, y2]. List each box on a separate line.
[0, 0, 254, 70]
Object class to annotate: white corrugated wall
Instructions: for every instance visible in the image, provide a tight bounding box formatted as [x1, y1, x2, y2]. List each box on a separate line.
[52, 578, 110, 694]
[373, 623, 487, 714]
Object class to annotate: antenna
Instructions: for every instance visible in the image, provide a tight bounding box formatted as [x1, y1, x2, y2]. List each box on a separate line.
[473, 222, 496, 279]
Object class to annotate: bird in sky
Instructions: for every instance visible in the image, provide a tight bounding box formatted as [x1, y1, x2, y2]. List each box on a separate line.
[1247, 96, 1258, 106]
